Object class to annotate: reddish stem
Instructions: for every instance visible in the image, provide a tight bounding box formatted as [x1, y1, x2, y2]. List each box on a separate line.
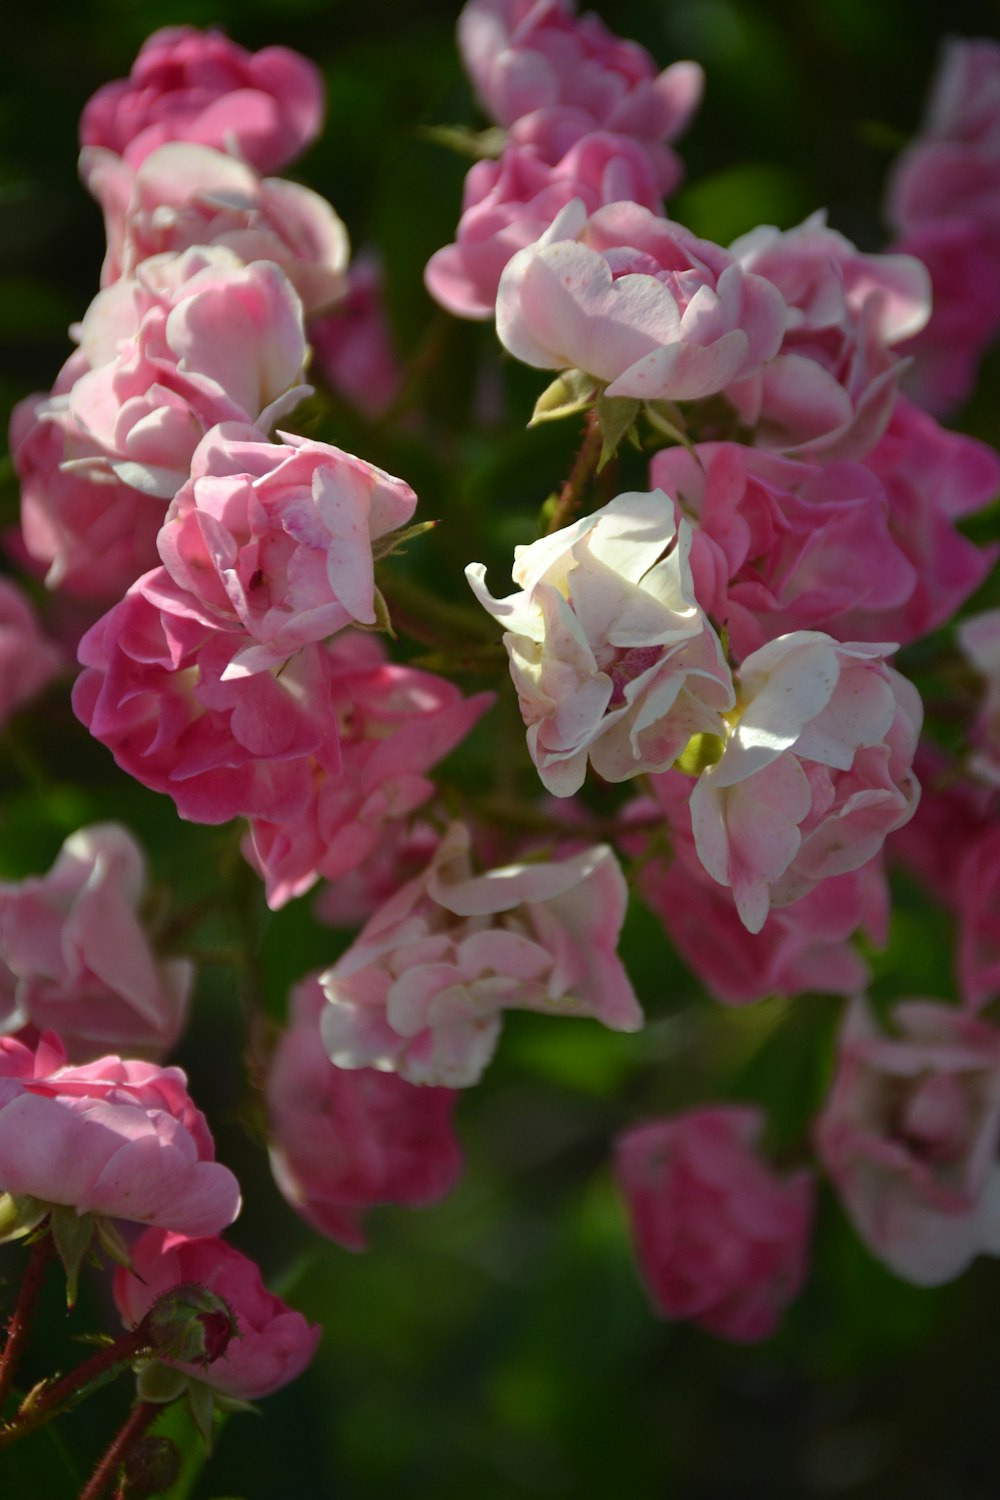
[0, 1234, 53, 1414]
[545, 408, 603, 535]
[0, 1324, 149, 1446]
[79, 1401, 160, 1500]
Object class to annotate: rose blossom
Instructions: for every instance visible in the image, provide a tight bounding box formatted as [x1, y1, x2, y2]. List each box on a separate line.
[243, 634, 493, 908]
[313, 822, 442, 930]
[633, 771, 888, 1005]
[956, 825, 1000, 1010]
[320, 822, 642, 1087]
[0, 577, 62, 724]
[467, 489, 734, 796]
[79, 26, 325, 173]
[150, 422, 417, 677]
[82, 142, 349, 316]
[64, 245, 309, 499]
[458, 0, 703, 190]
[0, 1031, 239, 1234]
[309, 253, 403, 419]
[615, 1107, 814, 1341]
[691, 633, 922, 933]
[0, 823, 191, 1061]
[816, 998, 1000, 1286]
[958, 608, 1000, 787]
[496, 199, 786, 402]
[726, 212, 931, 460]
[426, 132, 663, 321]
[115, 1229, 319, 1399]
[267, 976, 463, 1249]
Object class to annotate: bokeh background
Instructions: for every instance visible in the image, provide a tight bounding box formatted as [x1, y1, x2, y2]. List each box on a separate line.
[3, 2, 1000, 1496]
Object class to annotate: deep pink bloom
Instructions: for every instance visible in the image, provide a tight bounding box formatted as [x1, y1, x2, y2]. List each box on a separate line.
[0, 577, 62, 724]
[0, 1031, 239, 1234]
[266, 976, 463, 1249]
[321, 822, 642, 1087]
[243, 635, 493, 908]
[497, 199, 786, 401]
[615, 1107, 814, 1341]
[727, 213, 930, 460]
[309, 254, 403, 419]
[72, 575, 342, 825]
[0, 823, 191, 1061]
[115, 1229, 319, 1399]
[458, 0, 703, 190]
[426, 132, 663, 320]
[816, 998, 1000, 1286]
[67, 246, 309, 500]
[82, 142, 349, 316]
[152, 423, 417, 676]
[80, 26, 325, 173]
[634, 772, 888, 1005]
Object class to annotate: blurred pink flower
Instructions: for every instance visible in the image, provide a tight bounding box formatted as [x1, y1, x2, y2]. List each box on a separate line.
[0, 577, 62, 723]
[309, 254, 403, 419]
[615, 1106, 813, 1341]
[958, 608, 1000, 788]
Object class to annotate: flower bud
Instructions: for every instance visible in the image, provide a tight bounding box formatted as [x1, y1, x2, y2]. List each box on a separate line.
[121, 1436, 181, 1497]
[142, 1282, 236, 1366]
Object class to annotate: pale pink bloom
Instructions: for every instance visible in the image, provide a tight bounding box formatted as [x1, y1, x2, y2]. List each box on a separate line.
[458, 0, 703, 190]
[0, 577, 61, 724]
[958, 608, 1000, 787]
[152, 423, 417, 676]
[956, 825, 1000, 1010]
[468, 490, 734, 796]
[65, 246, 309, 499]
[633, 772, 888, 1005]
[650, 443, 916, 657]
[82, 143, 349, 317]
[0, 1031, 240, 1234]
[497, 199, 786, 401]
[426, 132, 662, 320]
[726, 213, 931, 460]
[309, 254, 403, 419]
[320, 822, 641, 1088]
[691, 633, 922, 933]
[615, 1107, 814, 1341]
[266, 976, 462, 1249]
[243, 635, 493, 908]
[816, 997, 1000, 1286]
[10, 353, 163, 600]
[79, 26, 325, 173]
[115, 1229, 319, 1399]
[73, 575, 342, 825]
[0, 824, 191, 1061]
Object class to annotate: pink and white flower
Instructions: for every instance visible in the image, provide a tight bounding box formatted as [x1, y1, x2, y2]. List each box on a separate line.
[467, 490, 734, 796]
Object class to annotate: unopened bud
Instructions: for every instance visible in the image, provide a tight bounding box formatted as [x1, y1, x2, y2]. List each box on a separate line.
[142, 1282, 236, 1366]
[121, 1435, 181, 1497]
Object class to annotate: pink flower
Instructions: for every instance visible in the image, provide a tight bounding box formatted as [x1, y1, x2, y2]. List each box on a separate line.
[243, 635, 493, 908]
[266, 976, 462, 1249]
[497, 199, 786, 401]
[458, 0, 703, 190]
[309, 254, 403, 419]
[313, 822, 442, 931]
[82, 143, 349, 316]
[691, 633, 922, 933]
[79, 26, 325, 173]
[73, 576, 341, 825]
[816, 998, 1000, 1286]
[0, 577, 61, 724]
[10, 356, 163, 600]
[426, 132, 663, 321]
[634, 772, 888, 1005]
[615, 1107, 814, 1341]
[151, 423, 417, 676]
[0, 823, 191, 1061]
[727, 213, 931, 460]
[0, 1031, 239, 1234]
[66, 246, 309, 499]
[956, 825, 1000, 1010]
[320, 822, 642, 1087]
[467, 489, 734, 796]
[115, 1229, 319, 1399]
[958, 608, 1000, 787]
[650, 443, 916, 657]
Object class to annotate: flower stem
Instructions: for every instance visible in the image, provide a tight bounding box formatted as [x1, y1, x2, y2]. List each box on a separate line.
[545, 408, 603, 535]
[79, 1400, 161, 1500]
[0, 1325, 149, 1445]
[0, 1233, 53, 1415]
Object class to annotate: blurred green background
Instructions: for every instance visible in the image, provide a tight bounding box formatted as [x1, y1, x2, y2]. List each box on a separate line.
[3, 2, 1000, 1497]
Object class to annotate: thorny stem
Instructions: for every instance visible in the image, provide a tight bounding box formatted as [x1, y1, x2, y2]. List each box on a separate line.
[79, 1400, 161, 1500]
[544, 408, 603, 535]
[0, 1325, 151, 1446]
[379, 570, 498, 652]
[0, 1233, 53, 1414]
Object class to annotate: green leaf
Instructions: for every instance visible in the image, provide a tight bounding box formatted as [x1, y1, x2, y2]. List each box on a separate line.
[528, 370, 597, 427]
[187, 1379, 219, 1453]
[49, 1208, 94, 1308]
[595, 394, 640, 470]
